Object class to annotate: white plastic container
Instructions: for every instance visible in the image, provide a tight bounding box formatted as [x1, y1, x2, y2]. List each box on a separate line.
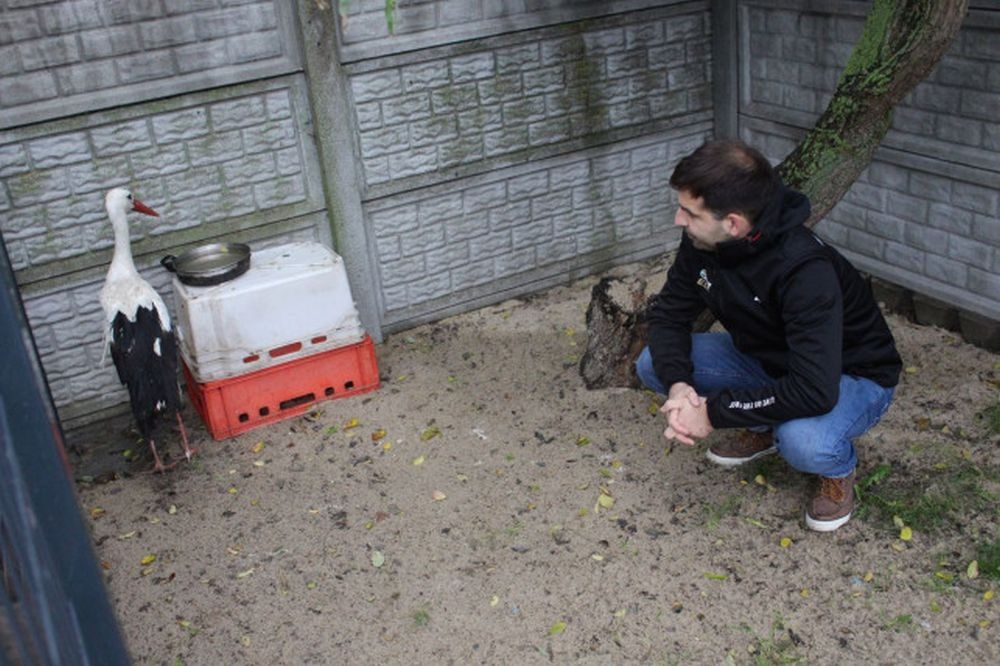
[173, 241, 364, 382]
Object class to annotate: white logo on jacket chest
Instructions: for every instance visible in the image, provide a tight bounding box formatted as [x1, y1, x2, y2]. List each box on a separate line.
[697, 269, 712, 292]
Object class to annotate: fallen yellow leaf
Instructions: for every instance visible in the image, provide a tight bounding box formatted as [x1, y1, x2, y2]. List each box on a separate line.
[967, 560, 979, 579]
[236, 568, 255, 579]
[900, 526, 913, 541]
[140, 554, 156, 565]
[372, 429, 387, 442]
[576, 436, 590, 447]
[118, 531, 137, 540]
[779, 537, 792, 548]
[344, 418, 360, 430]
[893, 515, 905, 529]
[863, 571, 875, 583]
[168, 504, 177, 515]
[984, 590, 994, 602]
[420, 426, 441, 441]
[251, 441, 265, 454]
[597, 493, 614, 509]
[548, 621, 567, 636]
[754, 474, 767, 486]
[412, 455, 425, 466]
[90, 507, 105, 518]
[431, 490, 447, 501]
[490, 595, 500, 607]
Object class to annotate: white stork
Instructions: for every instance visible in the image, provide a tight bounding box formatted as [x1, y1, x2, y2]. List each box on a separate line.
[100, 187, 194, 472]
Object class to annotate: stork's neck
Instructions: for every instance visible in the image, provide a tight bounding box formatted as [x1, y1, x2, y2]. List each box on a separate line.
[108, 211, 140, 278]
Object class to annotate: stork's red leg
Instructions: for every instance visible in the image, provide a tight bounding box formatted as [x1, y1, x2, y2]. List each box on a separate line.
[147, 438, 172, 473]
[176, 412, 196, 461]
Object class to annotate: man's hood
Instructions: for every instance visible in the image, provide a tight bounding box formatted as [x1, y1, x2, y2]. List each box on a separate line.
[714, 185, 811, 265]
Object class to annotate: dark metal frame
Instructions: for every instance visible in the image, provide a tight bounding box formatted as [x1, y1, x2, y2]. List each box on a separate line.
[0, 234, 129, 664]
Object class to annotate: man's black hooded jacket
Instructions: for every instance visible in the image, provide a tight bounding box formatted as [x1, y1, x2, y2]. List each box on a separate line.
[647, 185, 902, 429]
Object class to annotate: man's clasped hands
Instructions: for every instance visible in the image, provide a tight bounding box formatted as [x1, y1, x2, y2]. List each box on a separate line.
[660, 382, 714, 445]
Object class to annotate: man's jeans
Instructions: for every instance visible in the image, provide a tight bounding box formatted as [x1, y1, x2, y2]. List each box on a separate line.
[635, 332, 895, 479]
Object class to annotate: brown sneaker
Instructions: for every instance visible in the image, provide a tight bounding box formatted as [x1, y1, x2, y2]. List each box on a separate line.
[805, 471, 856, 532]
[706, 431, 777, 467]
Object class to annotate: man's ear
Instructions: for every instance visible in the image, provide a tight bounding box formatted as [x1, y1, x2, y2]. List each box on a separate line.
[723, 212, 753, 238]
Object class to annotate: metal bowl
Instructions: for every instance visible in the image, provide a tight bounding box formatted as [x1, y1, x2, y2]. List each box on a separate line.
[161, 242, 251, 286]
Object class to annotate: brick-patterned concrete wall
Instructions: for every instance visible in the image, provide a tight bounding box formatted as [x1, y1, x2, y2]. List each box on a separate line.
[343, 2, 713, 328]
[0, 0, 298, 128]
[350, 11, 712, 189]
[2, 82, 320, 277]
[369, 130, 707, 323]
[738, 0, 1000, 323]
[336, 0, 678, 61]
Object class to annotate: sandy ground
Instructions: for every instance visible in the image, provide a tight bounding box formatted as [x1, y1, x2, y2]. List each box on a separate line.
[70, 257, 999, 665]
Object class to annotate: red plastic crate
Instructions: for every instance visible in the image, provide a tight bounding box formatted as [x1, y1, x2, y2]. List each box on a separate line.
[183, 335, 380, 440]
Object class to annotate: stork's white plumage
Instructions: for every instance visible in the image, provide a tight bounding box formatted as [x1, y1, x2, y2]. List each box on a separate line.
[100, 187, 194, 472]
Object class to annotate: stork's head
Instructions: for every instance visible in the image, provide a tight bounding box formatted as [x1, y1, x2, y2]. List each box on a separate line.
[105, 187, 160, 221]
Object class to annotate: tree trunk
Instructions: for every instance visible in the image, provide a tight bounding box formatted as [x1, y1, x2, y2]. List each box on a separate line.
[780, 0, 969, 226]
[579, 0, 969, 390]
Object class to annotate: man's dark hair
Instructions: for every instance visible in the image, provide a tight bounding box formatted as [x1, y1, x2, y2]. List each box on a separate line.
[669, 140, 780, 223]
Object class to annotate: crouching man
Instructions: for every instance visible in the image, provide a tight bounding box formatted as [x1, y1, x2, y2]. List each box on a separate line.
[636, 140, 901, 531]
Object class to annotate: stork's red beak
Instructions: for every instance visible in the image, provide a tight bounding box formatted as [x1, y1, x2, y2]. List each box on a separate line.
[132, 198, 159, 217]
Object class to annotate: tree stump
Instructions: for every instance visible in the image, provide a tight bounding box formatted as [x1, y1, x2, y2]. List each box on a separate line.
[578, 276, 654, 390]
[579, 275, 716, 390]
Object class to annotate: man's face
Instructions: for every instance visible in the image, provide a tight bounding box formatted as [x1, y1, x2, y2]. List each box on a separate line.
[673, 190, 731, 251]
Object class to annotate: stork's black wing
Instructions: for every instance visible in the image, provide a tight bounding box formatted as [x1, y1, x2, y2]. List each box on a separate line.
[109, 306, 181, 439]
